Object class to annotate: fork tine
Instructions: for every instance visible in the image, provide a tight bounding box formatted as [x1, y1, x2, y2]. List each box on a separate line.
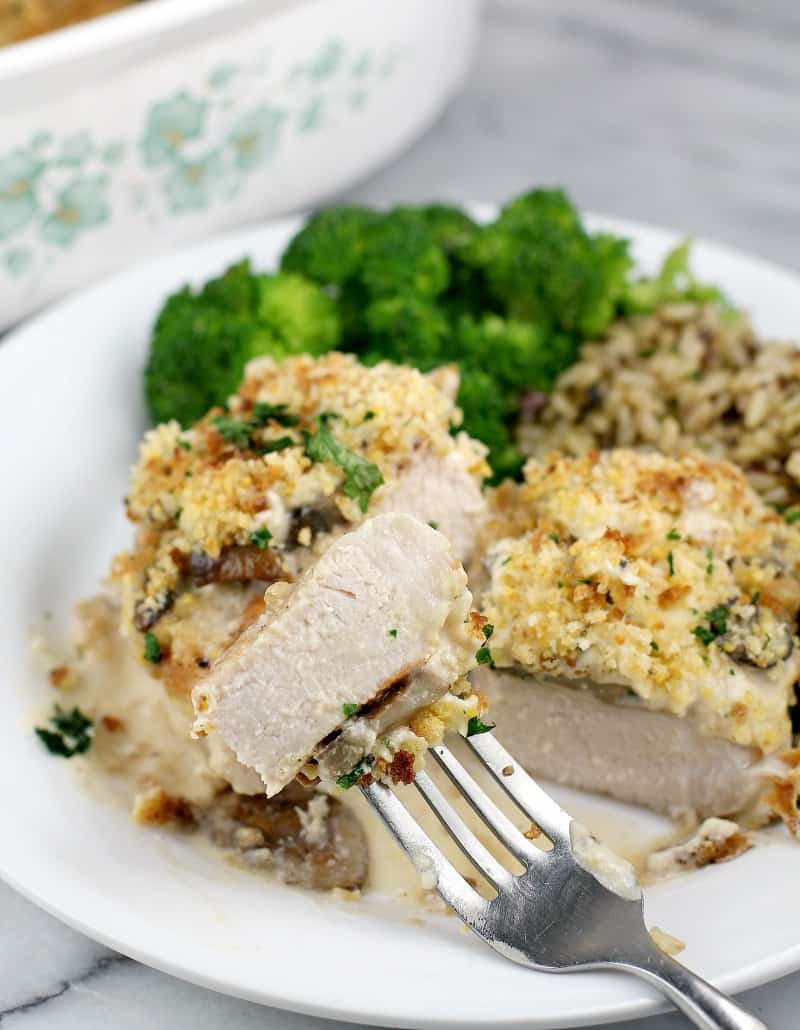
[413, 771, 515, 891]
[429, 745, 546, 868]
[361, 779, 489, 925]
[465, 732, 573, 847]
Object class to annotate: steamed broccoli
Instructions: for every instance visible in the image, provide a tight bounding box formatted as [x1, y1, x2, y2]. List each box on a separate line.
[361, 294, 450, 370]
[280, 206, 378, 288]
[454, 316, 577, 478]
[145, 261, 340, 426]
[464, 188, 632, 337]
[623, 239, 730, 314]
[359, 209, 450, 300]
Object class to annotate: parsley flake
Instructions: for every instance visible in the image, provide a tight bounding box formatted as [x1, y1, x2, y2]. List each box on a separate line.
[342, 703, 359, 718]
[252, 402, 299, 427]
[482, 623, 494, 639]
[751, 592, 761, 605]
[35, 704, 94, 758]
[650, 640, 659, 652]
[785, 510, 800, 525]
[666, 528, 681, 541]
[177, 439, 192, 451]
[337, 760, 368, 790]
[475, 645, 492, 665]
[466, 715, 496, 737]
[143, 631, 162, 663]
[388, 628, 398, 639]
[667, 551, 675, 576]
[692, 604, 730, 647]
[427, 520, 439, 530]
[501, 556, 512, 566]
[211, 415, 252, 447]
[362, 410, 376, 422]
[250, 527, 273, 549]
[548, 532, 560, 543]
[302, 419, 384, 512]
[254, 436, 294, 454]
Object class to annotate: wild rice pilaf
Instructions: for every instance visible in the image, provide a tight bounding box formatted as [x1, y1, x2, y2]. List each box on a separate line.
[520, 303, 800, 509]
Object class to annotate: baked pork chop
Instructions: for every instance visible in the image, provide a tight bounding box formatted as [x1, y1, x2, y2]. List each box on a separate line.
[475, 449, 800, 826]
[193, 514, 485, 796]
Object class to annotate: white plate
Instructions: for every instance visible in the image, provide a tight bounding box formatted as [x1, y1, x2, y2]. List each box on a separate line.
[2, 213, 800, 1029]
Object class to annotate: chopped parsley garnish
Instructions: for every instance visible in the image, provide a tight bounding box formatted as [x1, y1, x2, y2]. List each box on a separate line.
[751, 592, 761, 605]
[211, 415, 253, 447]
[650, 640, 659, 652]
[666, 528, 681, 541]
[786, 510, 800, 525]
[254, 436, 294, 454]
[482, 623, 494, 639]
[35, 704, 94, 758]
[501, 556, 512, 566]
[579, 577, 593, 585]
[336, 760, 368, 790]
[692, 604, 730, 647]
[388, 628, 398, 638]
[466, 715, 496, 737]
[362, 410, 376, 422]
[689, 369, 703, 382]
[250, 527, 273, 549]
[252, 402, 299, 427]
[342, 702, 359, 718]
[213, 407, 300, 452]
[667, 551, 675, 577]
[475, 645, 492, 665]
[548, 532, 560, 543]
[143, 631, 162, 663]
[302, 418, 384, 512]
[427, 520, 439, 530]
[177, 439, 192, 451]
[705, 548, 714, 575]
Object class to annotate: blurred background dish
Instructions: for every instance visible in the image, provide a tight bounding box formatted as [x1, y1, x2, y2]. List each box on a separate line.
[0, 0, 481, 329]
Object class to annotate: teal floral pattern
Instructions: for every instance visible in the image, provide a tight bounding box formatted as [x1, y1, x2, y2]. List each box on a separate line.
[40, 176, 110, 246]
[0, 149, 43, 240]
[0, 37, 402, 281]
[141, 92, 208, 167]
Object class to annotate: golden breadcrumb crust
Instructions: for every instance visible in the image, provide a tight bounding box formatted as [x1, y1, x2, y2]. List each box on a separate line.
[479, 449, 800, 752]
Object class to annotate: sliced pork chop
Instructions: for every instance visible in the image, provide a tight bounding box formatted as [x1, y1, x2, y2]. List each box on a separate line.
[475, 668, 766, 818]
[193, 514, 483, 796]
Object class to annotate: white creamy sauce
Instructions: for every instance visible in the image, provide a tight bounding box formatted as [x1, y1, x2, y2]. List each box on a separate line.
[570, 820, 642, 901]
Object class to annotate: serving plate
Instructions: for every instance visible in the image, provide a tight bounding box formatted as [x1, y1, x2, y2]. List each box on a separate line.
[1, 212, 799, 1029]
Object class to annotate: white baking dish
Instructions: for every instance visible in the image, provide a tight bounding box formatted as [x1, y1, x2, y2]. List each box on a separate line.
[0, 0, 481, 328]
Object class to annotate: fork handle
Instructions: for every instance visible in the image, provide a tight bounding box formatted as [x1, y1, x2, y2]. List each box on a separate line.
[618, 948, 767, 1030]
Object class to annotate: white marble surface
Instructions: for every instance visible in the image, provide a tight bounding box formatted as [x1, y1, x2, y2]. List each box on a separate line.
[4, 1, 800, 1027]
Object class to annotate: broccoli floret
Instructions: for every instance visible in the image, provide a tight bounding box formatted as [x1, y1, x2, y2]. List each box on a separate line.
[359, 209, 450, 299]
[360, 294, 450, 370]
[145, 260, 340, 426]
[415, 204, 479, 256]
[464, 188, 632, 337]
[456, 368, 523, 482]
[623, 239, 731, 315]
[456, 314, 576, 395]
[255, 272, 340, 355]
[280, 206, 378, 288]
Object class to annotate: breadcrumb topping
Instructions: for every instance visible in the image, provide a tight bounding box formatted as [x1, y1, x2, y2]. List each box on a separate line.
[479, 449, 800, 752]
[118, 353, 488, 639]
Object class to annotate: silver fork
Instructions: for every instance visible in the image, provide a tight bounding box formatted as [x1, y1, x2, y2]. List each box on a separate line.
[362, 732, 766, 1030]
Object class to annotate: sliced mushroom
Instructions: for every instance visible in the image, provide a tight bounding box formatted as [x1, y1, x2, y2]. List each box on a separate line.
[189, 545, 285, 587]
[204, 785, 368, 891]
[719, 604, 794, 669]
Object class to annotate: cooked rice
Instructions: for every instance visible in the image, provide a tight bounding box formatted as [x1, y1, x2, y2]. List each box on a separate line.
[520, 303, 800, 508]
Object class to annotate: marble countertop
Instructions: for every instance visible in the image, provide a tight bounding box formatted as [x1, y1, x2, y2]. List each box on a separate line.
[4, 1, 800, 1027]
